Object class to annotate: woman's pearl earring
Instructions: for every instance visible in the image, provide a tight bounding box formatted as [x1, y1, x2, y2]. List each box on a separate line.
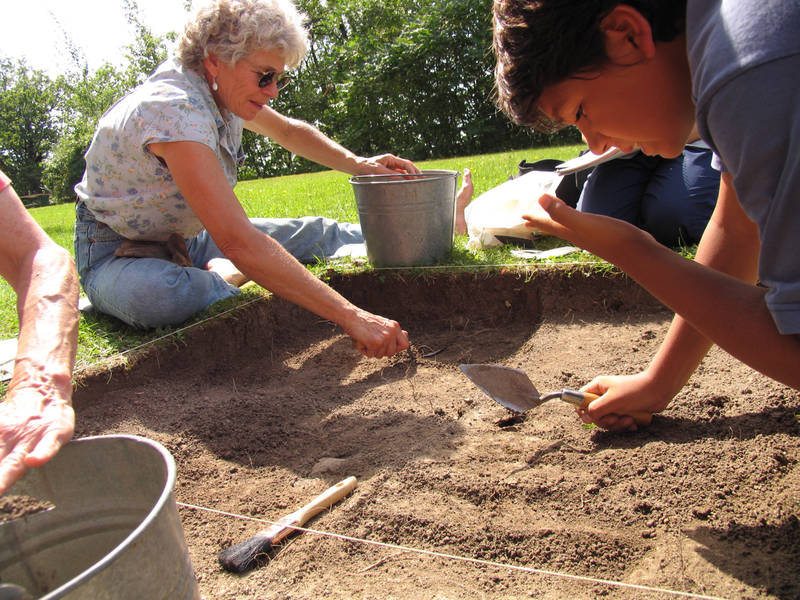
[212, 78, 218, 91]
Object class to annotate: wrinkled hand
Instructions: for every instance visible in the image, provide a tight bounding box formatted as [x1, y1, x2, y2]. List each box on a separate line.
[355, 153, 421, 176]
[343, 309, 409, 358]
[576, 372, 673, 432]
[0, 387, 75, 494]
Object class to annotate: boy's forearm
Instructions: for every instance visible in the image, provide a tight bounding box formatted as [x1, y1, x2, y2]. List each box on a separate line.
[642, 173, 760, 394]
[615, 188, 800, 389]
[644, 315, 713, 398]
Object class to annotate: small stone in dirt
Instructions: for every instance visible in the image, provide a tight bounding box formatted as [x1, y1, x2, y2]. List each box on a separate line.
[707, 395, 727, 408]
[585, 484, 600, 495]
[773, 452, 790, 466]
[310, 457, 350, 477]
[692, 506, 713, 520]
[496, 414, 525, 428]
[641, 529, 656, 539]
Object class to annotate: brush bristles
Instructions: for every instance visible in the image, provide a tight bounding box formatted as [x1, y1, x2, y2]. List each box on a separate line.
[218, 533, 274, 573]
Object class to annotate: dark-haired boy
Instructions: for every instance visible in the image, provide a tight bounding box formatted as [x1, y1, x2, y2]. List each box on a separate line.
[492, 0, 800, 430]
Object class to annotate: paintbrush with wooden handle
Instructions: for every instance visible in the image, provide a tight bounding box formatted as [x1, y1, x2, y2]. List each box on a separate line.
[218, 476, 357, 573]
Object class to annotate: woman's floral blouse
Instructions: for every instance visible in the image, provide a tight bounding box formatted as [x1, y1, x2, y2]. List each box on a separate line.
[75, 59, 246, 241]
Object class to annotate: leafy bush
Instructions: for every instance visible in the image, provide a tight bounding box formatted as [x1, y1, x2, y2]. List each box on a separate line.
[42, 128, 93, 204]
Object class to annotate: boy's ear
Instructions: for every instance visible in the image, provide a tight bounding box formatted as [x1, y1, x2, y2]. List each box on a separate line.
[600, 4, 656, 64]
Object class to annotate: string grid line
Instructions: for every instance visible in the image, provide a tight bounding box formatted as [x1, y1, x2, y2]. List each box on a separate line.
[177, 501, 729, 600]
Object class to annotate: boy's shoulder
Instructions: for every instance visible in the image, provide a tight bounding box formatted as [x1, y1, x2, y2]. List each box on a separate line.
[688, 0, 800, 98]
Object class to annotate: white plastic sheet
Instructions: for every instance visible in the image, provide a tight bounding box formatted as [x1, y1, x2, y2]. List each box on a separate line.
[464, 170, 563, 249]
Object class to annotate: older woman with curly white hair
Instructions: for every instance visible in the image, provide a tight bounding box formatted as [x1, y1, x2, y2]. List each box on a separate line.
[74, 0, 417, 358]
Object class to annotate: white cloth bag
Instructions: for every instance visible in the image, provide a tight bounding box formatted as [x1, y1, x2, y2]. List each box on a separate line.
[464, 170, 563, 249]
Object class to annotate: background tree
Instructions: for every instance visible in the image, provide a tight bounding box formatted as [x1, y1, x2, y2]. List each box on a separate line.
[42, 0, 173, 202]
[0, 59, 61, 198]
[42, 65, 131, 203]
[3, 0, 579, 199]
[241, 0, 579, 179]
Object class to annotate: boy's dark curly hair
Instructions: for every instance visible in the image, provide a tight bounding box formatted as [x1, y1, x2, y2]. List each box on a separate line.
[493, 0, 687, 131]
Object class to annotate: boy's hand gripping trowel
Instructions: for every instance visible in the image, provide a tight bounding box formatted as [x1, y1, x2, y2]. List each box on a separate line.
[459, 364, 652, 426]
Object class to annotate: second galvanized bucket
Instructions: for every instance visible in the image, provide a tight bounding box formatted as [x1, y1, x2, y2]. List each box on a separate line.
[0, 434, 199, 599]
[350, 170, 458, 267]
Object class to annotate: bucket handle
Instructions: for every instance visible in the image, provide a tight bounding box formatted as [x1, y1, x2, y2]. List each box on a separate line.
[350, 171, 457, 184]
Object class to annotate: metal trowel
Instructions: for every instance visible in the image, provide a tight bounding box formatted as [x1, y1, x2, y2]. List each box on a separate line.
[459, 364, 652, 426]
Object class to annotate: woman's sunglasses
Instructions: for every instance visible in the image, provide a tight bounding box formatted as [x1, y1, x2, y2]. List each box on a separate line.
[257, 70, 291, 91]
[241, 59, 291, 90]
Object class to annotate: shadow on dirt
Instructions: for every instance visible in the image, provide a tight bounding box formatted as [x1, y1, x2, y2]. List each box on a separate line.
[687, 516, 800, 599]
[587, 407, 800, 446]
[72, 269, 670, 478]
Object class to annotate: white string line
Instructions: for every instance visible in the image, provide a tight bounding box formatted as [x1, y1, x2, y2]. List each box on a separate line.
[177, 501, 729, 600]
[344, 261, 606, 272]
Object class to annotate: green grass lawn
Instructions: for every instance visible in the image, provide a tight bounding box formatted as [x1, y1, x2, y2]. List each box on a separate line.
[4, 144, 595, 372]
[234, 145, 585, 222]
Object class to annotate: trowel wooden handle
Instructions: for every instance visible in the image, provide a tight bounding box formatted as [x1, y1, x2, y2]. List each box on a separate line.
[578, 392, 652, 426]
[292, 476, 358, 526]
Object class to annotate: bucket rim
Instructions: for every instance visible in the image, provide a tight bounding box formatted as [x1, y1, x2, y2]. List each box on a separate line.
[349, 169, 457, 185]
[39, 434, 178, 599]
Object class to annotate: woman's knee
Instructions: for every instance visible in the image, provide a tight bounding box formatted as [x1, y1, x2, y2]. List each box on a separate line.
[87, 261, 237, 328]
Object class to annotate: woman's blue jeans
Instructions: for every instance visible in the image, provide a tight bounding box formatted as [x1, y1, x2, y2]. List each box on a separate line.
[74, 201, 363, 328]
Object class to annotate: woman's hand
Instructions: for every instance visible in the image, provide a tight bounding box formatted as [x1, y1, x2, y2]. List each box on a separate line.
[354, 153, 421, 175]
[577, 371, 675, 432]
[341, 309, 409, 358]
[0, 386, 75, 494]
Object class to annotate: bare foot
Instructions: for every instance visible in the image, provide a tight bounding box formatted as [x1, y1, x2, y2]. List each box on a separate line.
[455, 167, 473, 235]
[207, 258, 249, 287]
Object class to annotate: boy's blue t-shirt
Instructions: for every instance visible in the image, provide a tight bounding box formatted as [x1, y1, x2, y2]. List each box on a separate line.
[688, 0, 800, 334]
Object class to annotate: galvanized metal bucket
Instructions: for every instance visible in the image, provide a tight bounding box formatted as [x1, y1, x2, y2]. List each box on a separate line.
[0, 434, 199, 599]
[350, 170, 458, 267]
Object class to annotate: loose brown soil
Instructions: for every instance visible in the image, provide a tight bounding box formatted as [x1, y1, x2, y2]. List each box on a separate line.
[0, 496, 53, 523]
[70, 268, 799, 600]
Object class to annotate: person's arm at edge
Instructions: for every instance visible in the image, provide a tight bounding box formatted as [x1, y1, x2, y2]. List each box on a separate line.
[0, 182, 80, 493]
[581, 172, 762, 429]
[523, 173, 800, 409]
[148, 140, 408, 358]
[244, 105, 420, 175]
